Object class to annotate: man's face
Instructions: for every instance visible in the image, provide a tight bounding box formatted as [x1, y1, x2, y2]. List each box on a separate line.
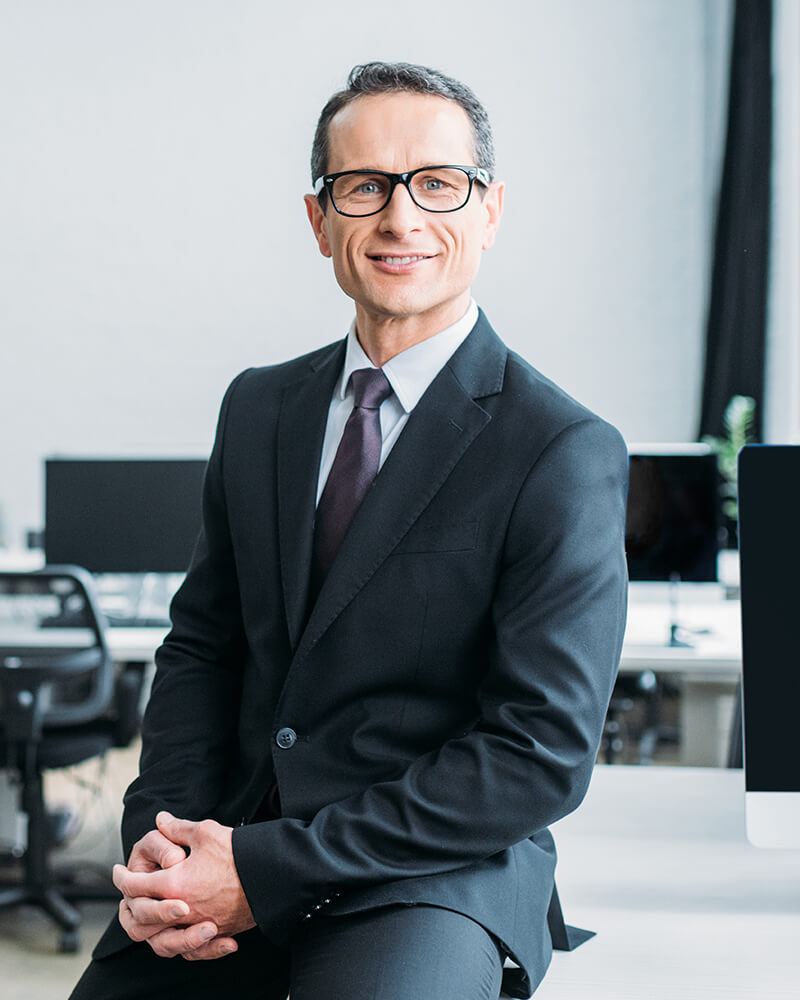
[305, 92, 503, 335]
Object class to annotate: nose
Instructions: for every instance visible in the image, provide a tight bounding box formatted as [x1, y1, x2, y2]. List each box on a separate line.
[378, 180, 423, 237]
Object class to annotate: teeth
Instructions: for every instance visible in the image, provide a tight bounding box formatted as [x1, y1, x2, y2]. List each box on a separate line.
[378, 256, 426, 264]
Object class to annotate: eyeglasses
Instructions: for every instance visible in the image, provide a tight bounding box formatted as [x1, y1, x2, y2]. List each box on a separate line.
[313, 165, 491, 217]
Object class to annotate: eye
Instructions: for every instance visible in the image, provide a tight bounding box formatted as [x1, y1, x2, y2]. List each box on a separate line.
[334, 173, 390, 202]
[422, 176, 447, 191]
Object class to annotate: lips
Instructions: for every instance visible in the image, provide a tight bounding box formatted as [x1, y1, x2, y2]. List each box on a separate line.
[368, 254, 433, 264]
[367, 253, 436, 275]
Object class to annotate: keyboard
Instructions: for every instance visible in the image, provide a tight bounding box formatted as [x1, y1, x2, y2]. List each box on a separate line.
[104, 614, 171, 630]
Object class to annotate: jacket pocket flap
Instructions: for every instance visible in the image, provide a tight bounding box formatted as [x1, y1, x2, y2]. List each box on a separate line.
[393, 520, 479, 554]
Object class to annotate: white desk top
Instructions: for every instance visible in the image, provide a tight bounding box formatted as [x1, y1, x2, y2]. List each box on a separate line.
[537, 766, 800, 999]
[97, 599, 743, 678]
[6, 602, 741, 681]
[0, 626, 168, 664]
[0, 552, 743, 673]
[104, 627, 168, 661]
[1, 579, 743, 677]
[620, 597, 741, 677]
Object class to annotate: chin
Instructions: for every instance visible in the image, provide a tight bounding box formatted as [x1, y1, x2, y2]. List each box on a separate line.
[362, 285, 440, 319]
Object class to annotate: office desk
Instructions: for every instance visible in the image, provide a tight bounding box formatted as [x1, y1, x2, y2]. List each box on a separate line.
[3, 579, 741, 766]
[100, 599, 742, 670]
[0, 627, 166, 666]
[622, 595, 741, 677]
[106, 600, 742, 767]
[620, 596, 741, 766]
[105, 627, 168, 663]
[536, 765, 800, 999]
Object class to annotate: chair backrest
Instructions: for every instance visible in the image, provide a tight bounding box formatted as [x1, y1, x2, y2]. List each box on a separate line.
[0, 566, 114, 732]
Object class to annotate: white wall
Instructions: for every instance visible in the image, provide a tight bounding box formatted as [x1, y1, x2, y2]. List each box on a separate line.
[0, 0, 732, 547]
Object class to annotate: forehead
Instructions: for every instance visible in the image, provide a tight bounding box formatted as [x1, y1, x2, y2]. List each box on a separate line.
[326, 92, 476, 174]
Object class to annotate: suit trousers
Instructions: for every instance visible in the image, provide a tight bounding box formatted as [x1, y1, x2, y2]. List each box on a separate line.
[67, 904, 506, 1000]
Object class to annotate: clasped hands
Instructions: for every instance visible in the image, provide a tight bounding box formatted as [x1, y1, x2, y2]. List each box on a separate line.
[113, 811, 255, 961]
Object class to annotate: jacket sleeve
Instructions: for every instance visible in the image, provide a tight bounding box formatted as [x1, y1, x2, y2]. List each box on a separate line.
[121, 371, 251, 858]
[232, 415, 629, 945]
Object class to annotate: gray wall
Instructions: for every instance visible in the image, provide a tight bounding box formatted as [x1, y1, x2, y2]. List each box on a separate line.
[765, 0, 800, 445]
[0, 0, 733, 547]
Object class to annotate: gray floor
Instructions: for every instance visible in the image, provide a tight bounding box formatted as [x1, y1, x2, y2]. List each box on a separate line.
[1, 744, 138, 1000]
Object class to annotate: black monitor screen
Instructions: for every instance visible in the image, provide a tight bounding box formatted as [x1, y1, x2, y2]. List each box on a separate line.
[45, 459, 207, 574]
[625, 450, 720, 582]
[738, 445, 800, 792]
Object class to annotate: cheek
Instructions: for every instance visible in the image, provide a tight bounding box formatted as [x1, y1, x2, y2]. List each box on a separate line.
[328, 237, 363, 295]
[331, 230, 364, 274]
[443, 221, 482, 265]
[448, 231, 483, 274]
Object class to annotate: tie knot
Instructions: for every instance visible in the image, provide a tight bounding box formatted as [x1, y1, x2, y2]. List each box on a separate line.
[350, 368, 392, 410]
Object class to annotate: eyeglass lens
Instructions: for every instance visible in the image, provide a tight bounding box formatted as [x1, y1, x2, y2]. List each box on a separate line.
[331, 168, 472, 215]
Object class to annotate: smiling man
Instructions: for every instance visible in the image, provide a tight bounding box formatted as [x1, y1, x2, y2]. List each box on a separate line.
[305, 89, 502, 362]
[69, 63, 628, 1000]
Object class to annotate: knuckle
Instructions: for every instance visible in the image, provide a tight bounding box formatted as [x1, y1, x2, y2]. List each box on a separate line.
[185, 931, 206, 951]
[118, 907, 137, 939]
[136, 906, 156, 927]
[149, 938, 173, 959]
[161, 878, 180, 900]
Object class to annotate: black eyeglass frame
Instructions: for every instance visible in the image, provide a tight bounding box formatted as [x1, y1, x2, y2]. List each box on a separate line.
[313, 164, 492, 217]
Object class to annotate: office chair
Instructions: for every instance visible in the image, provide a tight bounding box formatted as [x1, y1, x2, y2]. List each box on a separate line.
[603, 671, 680, 765]
[0, 566, 142, 952]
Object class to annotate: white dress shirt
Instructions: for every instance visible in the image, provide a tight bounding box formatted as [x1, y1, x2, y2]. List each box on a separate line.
[316, 300, 479, 505]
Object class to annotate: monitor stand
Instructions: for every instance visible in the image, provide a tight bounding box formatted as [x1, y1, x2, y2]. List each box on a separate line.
[745, 793, 800, 848]
[667, 573, 692, 648]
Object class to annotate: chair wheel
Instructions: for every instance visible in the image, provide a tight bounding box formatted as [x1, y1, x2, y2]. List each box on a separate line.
[59, 929, 80, 953]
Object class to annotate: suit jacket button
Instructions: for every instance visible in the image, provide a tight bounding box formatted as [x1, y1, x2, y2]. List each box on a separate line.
[276, 727, 297, 749]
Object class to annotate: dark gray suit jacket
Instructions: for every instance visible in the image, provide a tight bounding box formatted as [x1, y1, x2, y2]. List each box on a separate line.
[95, 310, 628, 998]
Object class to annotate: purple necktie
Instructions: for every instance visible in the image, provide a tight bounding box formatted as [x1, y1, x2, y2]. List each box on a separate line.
[312, 367, 393, 588]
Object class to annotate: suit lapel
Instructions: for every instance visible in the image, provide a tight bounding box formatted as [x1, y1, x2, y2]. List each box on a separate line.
[293, 311, 507, 667]
[277, 341, 346, 651]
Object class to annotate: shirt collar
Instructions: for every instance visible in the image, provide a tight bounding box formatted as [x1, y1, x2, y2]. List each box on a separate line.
[336, 299, 479, 413]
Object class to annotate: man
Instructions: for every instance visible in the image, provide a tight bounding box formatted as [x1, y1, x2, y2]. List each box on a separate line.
[70, 62, 628, 1000]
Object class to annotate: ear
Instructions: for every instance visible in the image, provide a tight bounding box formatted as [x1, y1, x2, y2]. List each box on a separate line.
[305, 193, 333, 258]
[481, 181, 505, 251]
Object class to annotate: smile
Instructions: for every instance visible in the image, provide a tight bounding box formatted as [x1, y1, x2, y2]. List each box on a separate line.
[369, 255, 433, 264]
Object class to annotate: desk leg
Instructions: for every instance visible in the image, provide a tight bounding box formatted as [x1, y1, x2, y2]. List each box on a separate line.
[680, 680, 738, 766]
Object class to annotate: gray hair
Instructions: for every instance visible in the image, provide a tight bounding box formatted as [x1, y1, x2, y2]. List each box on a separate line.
[310, 62, 496, 189]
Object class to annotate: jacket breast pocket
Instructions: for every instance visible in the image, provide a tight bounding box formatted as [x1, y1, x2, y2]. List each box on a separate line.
[392, 519, 479, 555]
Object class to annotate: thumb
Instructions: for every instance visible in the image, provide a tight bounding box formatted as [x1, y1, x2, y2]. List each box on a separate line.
[156, 811, 199, 849]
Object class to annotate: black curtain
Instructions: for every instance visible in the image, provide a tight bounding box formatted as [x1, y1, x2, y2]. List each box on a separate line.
[698, 0, 772, 441]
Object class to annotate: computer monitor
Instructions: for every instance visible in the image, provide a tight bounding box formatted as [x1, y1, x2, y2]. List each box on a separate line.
[45, 458, 207, 574]
[625, 444, 720, 583]
[738, 444, 800, 848]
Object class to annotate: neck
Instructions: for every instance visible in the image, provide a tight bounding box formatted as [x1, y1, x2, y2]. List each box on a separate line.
[354, 293, 471, 367]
